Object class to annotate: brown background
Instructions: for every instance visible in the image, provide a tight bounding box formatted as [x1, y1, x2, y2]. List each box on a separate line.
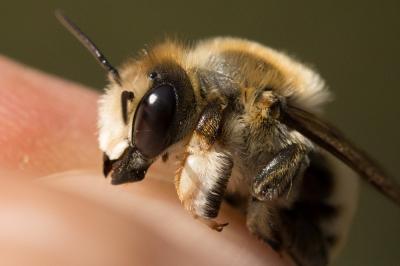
[1, 1, 399, 265]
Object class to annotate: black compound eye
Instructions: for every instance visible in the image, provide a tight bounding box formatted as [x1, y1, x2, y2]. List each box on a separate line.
[133, 84, 176, 158]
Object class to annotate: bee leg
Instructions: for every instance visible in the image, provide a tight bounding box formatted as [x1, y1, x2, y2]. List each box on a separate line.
[251, 143, 309, 201]
[246, 199, 283, 250]
[175, 101, 233, 230]
[248, 145, 331, 266]
[247, 200, 328, 266]
[279, 207, 329, 266]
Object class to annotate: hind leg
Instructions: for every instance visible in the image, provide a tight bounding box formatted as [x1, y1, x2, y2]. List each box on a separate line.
[246, 198, 283, 251]
[246, 199, 329, 266]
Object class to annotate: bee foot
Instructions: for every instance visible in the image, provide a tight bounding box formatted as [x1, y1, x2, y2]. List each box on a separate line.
[196, 216, 229, 232]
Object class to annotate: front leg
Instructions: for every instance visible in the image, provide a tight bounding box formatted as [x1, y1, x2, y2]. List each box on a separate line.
[175, 101, 233, 231]
[251, 143, 309, 201]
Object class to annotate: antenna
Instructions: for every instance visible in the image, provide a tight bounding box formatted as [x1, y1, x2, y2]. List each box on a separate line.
[55, 10, 121, 84]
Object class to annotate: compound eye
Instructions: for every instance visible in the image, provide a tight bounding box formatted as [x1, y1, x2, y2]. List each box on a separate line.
[133, 84, 176, 158]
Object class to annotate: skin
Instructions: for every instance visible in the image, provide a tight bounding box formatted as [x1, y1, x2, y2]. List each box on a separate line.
[0, 56, 293, 266]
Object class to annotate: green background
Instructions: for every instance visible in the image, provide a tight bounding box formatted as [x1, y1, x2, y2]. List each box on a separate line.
[1, 1, 399, 265]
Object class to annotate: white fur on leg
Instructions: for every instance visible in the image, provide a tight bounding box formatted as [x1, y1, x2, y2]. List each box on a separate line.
[176, 135, 232, 223]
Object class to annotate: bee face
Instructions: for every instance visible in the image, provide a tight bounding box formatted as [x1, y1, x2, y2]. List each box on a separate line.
[98, 45, 197, 184]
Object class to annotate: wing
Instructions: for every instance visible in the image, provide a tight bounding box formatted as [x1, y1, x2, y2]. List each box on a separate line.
[280, 105, 400, 206]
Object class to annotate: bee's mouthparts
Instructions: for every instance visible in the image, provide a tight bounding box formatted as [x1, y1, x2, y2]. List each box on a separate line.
[102, 147, 151, 185]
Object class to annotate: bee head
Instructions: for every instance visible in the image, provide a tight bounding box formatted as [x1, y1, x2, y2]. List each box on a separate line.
[98, 43, 197, 184]
[56, 11, 197, 184]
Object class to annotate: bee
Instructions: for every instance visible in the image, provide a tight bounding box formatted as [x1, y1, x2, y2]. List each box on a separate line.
[56, 11, 400, 266]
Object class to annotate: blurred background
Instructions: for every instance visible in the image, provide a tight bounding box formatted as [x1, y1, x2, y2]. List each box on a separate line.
[1, 0, 399, 265]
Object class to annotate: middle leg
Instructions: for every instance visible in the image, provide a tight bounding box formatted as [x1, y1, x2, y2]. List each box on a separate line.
[251, 143, 309, 201]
